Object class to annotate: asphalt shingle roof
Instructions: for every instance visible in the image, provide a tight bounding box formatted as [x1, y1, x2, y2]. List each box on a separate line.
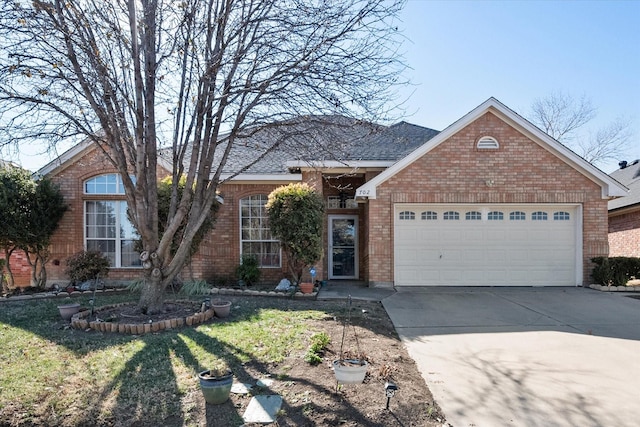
[159, 116, 439, 176]
[609, 159, 640, 210]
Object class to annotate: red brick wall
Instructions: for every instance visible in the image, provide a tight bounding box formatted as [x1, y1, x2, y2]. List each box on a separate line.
[367, 112, 608, 286]
[608, 209, 640, 257]
[188, 182, 293, 285]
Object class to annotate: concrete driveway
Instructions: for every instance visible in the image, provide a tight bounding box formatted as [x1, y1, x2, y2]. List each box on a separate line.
[382, 287, 640, 427]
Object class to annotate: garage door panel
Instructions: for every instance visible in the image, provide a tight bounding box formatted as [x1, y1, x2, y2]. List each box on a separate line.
[394, 204, 578, 286]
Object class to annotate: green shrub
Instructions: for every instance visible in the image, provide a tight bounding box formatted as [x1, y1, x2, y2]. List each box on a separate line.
[304, 332, 330, 365]
[235, 254, 261, 286]
[65, 250, 110, 284]
[591, 257, 640, 286]
[266, 183, 324, 285]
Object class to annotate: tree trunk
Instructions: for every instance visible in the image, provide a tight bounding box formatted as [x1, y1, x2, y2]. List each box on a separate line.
[3, 247, 15, 289]
[27, 251, 47, 289]
[138, 271, 167, 315]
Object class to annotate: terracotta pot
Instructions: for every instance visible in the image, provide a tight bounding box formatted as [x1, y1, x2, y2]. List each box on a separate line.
[57, 303, 81, 321]
[198, 370, 233, 404]
[333, 359, 368, 384]
[212, 300, 232, 318]
[299, 282, 314, 294]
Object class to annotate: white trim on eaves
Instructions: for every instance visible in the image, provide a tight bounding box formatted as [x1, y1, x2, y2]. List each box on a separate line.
[355, 97, 629, 200]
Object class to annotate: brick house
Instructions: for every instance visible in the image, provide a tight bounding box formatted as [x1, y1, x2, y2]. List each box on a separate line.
[608, 159, 640, 257]
[9, 98, 627, 287]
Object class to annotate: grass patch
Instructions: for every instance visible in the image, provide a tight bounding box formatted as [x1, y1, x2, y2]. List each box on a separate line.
[0, 293, 327, 426]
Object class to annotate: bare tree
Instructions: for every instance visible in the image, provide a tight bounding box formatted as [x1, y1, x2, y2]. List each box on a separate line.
[0, 0, 407, 313]
[528, 92, 633, 166]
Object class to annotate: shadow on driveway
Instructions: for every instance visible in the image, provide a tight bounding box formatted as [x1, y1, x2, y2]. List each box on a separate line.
[383, 287, 640, 427]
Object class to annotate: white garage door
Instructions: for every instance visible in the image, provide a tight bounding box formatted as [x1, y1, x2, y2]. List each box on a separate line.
[394, 204, 580, 286]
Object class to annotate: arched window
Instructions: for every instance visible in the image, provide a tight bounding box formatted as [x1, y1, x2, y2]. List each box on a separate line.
[488, 211, 504, 220]
[399, 211, 416, 220]
[465, 211, 482, 220]
[84, 173, 127, 194]
[532, 211, 548, 221]
[443, 211, 460, 220]
[553, 211, 570, 221]
[84, 174, 140, 268]
[240, 195, 280, 267]
[509, 211, 526, 221]
[421, 211, 437, 220]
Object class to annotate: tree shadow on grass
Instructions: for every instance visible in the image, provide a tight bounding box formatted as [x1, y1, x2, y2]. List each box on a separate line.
[0, 294, 397, 426]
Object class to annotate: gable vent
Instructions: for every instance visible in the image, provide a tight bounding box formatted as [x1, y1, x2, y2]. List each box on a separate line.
[477, 136, 499, 149]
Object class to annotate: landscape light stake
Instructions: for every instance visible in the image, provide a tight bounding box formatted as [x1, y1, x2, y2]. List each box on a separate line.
[384, 381, 398, 410]
[89, 273, 99, 319]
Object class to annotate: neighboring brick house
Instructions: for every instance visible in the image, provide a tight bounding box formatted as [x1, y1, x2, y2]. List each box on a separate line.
[9, 98, 627, 288]
[608, 160, 640, 257]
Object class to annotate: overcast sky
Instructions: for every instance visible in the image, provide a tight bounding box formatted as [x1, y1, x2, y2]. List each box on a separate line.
[6, 0, 640, 173]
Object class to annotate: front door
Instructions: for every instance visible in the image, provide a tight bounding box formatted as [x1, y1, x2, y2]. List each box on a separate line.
[329, 215, 358, 279]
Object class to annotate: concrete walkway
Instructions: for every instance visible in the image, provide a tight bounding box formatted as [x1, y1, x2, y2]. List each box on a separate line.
[383, 287, 640, 427]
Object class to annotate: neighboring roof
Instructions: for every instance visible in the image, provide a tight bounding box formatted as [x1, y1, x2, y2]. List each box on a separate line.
[356, 97, 629, 200]
[608, 159, 640, 211]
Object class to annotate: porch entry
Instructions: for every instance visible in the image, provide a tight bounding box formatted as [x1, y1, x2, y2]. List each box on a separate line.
[328, 215, 358, 279]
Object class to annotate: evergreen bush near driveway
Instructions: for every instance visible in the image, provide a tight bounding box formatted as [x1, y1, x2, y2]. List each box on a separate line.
[591, 256, 640, 287]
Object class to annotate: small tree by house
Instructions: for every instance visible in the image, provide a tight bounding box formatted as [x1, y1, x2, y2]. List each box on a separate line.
[266, 183, 324, 285]
[0, 166, 67, 288]
[23, 177, 68, 288]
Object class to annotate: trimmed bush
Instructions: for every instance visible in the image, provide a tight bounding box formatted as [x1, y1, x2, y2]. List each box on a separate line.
[591, 257, 640, 286]
[65, 250, 110, 285]
[235, 254, 261, 286]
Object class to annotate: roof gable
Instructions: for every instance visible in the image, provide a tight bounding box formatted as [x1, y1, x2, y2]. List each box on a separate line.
[356, 97, 628, 200]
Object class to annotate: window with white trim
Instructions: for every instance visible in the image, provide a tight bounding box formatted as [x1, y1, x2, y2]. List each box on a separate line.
[477, 136, 499, 149]
[465, 211, 482, 220]
[240, 195, 280, 267]
[84, 174, 140, 268]
[422, 211, 437, 220]
[85, 174, 127, 194]
[509, 211, 526, 221]
[553, 211, 570, 221]
[399, 211, 415, 220]
[532, 211, 548, 221]
[443, 211, 460, 220]
[85, 200, 140, 268]
[488, 211, 504, 220]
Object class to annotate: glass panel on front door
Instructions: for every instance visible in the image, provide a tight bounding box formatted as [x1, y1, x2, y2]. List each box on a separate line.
[330, 216, 357, 279]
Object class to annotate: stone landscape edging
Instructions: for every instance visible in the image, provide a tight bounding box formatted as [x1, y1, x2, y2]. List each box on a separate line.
[1, 286, 317, 335]
[588, 284, 640, 292]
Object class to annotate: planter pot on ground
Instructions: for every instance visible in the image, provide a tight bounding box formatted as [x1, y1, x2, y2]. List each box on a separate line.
[212, 300, 232, 318]
[198, 370, 233, 404]
[299, 282, 314, 294]
[58, 303, 81, 321]
[333, 359, 368, 384]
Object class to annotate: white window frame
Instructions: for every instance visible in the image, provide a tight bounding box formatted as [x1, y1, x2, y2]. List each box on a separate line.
[488, 211, 504, 220]
[84, 200, 141, 268]
[443, 211, 460, 220]
[421, 211, 437, 220]
[465, 211, 482, 220]
[509, 211, 526, 221]
[399, 211, 416, 220]
[240, 194, 281, 268]
[532, 211, 549, 221]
